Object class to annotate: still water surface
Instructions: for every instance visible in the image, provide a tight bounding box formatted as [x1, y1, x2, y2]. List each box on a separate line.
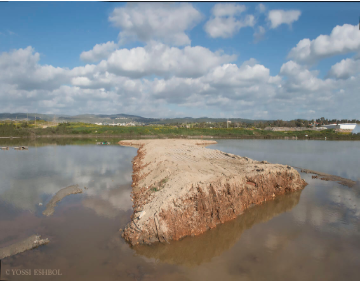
[0, 139, 359, 280]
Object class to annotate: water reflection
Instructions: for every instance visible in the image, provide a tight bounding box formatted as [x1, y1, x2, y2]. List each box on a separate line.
[1, 140, 360, 280]
[0, 145, 136, 212]
[133, 190, 302, 266]
[82, 184, 133, 218]
[292, 174, 360, 237]
[209, 140, 360, 181]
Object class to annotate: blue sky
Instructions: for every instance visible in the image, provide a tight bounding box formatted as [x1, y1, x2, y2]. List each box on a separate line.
[1, 2, 360, 119]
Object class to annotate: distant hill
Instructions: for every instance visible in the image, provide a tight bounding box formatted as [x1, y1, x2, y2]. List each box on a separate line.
[0, 113, 56, 121]
[0, 112, 270, 125]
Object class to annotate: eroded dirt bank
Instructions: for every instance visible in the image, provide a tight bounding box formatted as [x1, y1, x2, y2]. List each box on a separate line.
[133, 190, 302, 266]
[119, 139, 307, 245]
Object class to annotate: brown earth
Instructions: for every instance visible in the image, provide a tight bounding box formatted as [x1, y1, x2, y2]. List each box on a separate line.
[133, 190, 302, 266]
[119, 139, 307, 246]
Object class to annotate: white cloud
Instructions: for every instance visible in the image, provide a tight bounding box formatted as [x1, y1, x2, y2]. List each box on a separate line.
[279, 60, 333, 93]
[148, 59, 280, 106]
[204, 4, 255, 38]
[267, 9, 301, 29]
[109, 3, 202, 46]
[80, 41, 118, 62]
[253, 26, 266, 43]
[256, 4, 266, 14]
[288, 24, 360, 64]
[327, 58, 360, 79]
[103, 42, 236, 79]
[150, 77, 206, 104]
[0, 46, 69, 91]
[212, 3, 246, 17]
[2, 43, 360, 120]
[203, 60, 272, 88]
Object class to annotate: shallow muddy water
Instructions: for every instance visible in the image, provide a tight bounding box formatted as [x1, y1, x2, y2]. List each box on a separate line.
[0, 139, 359, 280]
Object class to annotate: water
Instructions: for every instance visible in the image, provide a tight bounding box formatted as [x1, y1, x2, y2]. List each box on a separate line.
[0, 139, 359, 280]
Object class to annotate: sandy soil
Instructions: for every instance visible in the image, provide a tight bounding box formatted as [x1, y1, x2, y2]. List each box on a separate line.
[119, 139, 307, 245]
[0, 235, 49, 260]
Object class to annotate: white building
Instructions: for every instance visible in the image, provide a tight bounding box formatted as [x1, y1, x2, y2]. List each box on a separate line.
[352, 125, 360, 134]
[322, 123, 357, 130]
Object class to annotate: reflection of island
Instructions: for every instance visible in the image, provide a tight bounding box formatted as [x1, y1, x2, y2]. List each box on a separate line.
[133, 190, 302, 267]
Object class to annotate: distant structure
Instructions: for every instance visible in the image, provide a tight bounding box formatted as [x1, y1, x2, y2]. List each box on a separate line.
[352, 124, 360, 134]
[227, 119, 231, 128]
[322, 123, 357, 132]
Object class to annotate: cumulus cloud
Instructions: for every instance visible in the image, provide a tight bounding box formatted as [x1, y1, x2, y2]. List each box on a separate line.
[109, 3, 202, 46]
[256, 4, 266, 14]
[279, 60, 333, 93]
[211, 3, 246, 17]
[0, 47, 69, 91]
[150, 77, 206, 104]
[2, 40, 360, 120]
[288, 24, 360, 64]
[102, 42, 236, 79]
[267, 9, 301, 29]
[0, 45, 281, 117]
[80, 41, 118, 62]
[327, 58, 360, 79]
[204, 4, 255, 38]
[148, 58, 280, 106]
[203, 60, 272, 88]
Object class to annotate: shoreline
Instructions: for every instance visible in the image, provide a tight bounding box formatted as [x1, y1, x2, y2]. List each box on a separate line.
[0, 134, 359, 141]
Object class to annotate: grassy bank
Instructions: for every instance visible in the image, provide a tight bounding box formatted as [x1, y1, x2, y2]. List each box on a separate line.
[0, 121, 359, 140]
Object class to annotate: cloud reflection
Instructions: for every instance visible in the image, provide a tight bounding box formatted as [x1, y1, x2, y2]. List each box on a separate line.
[0, 145, 136, 212]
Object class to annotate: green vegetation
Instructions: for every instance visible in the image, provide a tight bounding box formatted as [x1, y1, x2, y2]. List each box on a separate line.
[2, 112, 359, 126]
[150, 177, 169, 193]
[0, 121, 359, 140]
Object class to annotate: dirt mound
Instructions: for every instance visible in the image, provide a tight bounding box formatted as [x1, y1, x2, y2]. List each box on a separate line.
[119, 139, 307, 245]
[132, 190, 302, 266]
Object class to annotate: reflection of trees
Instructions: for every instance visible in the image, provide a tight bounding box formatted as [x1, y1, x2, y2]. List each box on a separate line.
[0, 138, 125, 147]
[133, 190, 303, 266]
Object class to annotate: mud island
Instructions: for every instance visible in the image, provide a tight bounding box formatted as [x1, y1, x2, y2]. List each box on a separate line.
[119, 139, 307, 245]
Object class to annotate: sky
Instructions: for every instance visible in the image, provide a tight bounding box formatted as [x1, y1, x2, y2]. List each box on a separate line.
[1, 1, 360, 120]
